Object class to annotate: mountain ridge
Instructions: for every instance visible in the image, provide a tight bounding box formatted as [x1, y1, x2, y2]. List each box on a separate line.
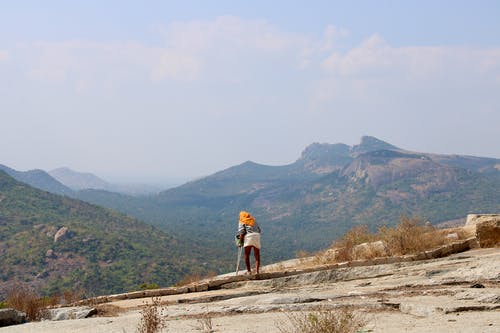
[71, 136, 499, 263]
[3, 136, 499, 264]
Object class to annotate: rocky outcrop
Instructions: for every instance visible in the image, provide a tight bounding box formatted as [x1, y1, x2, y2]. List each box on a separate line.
[0, 308, 26, 327]
[473, 215, 500, 248]
[53, 227, 72, 243]
[352, 240, 388, 259]
[47, 307, 97, 321]
[466, 214, 500, 226]
[5, 245, 500, 333]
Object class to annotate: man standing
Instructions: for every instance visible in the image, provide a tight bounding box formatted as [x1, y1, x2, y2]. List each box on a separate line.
[237, 211, 261, 275]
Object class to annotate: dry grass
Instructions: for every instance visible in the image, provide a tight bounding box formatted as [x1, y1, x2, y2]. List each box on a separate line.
[276, 306, 367, 333]
[62, 288, 85, 305]
[194, 312, 215, 332]
[296, 250, 313, 259]
[5, 283, 49, 321]
[299, 215, 462, 266]
[95, 304, 125, 317]
[333, 225, 375, 262]
[136, 296, 167, 333]
[378, 216, 445, 256]
[175, 271, 217, 287]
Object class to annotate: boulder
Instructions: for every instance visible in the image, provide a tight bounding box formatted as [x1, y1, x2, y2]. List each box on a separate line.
[0, 308, 27, 327]
[445, 233, 459, 240]
[466, 214, 500, 226]
[47, 306, 97, 321]
[475, 216, 500, 248]
[45, 249, 56, 258]
[352, 240, 388, 259]
[54, 227, 72, 243]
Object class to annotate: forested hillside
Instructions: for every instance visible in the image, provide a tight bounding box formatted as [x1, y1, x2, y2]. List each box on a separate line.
[73, 137, 500, 262]
[0, 171, 225, 297]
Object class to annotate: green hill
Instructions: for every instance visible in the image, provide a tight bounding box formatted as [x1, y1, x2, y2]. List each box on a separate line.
[0, 170, 221, 297]
[73, 137, 500, 263]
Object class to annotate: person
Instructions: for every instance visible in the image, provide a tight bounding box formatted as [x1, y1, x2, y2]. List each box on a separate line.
[237, 211, 261, 275]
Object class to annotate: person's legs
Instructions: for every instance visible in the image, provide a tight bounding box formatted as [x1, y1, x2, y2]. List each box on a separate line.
[244, 246, 252, 273]
[254, 247, 260, 274]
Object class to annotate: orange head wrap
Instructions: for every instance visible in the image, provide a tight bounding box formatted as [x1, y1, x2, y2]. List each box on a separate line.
[239, 211, 255, 226]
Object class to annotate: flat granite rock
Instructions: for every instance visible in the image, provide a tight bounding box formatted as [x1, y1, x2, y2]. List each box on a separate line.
[0, 308, 26, 327]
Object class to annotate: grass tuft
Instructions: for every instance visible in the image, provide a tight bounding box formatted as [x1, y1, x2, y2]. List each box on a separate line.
[136, 296, 167, 333]
[276, 306, 367, 333]
[194, 312, 215, 332]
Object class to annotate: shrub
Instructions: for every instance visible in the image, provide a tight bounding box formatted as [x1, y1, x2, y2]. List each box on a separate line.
[138, 283, 159, 291]
[295, 250, 312, 259]
[0, 300, 7, 309]
[5, 283, 49, 321]
[325, 215, 450, 263]
[136, 296, 167, 333]
[333, 225, 374, 262]
[378, 215, 445, 256]
[276, 306, 367, 333]
[62, 288, 84, 305]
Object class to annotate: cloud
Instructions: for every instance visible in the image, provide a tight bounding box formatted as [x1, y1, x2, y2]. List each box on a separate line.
[322, 34, 500, 79]
[0, 50, 8, 61]
[161, 16, 304, 53]
[8, 18, 500, 111]
[16, 16, 317, 86]
[20, 40, 160, 95]
[152, 16, 312, 79]
[10, 17, 355, 90]
[151, 50, 202, 81]
[313, 33, 500, 109]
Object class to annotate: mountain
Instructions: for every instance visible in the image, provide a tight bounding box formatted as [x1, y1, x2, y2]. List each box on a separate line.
[0, 164, 73, 196]
[49, 167, 162, 195]
[0, 170, 222, 297]
[73, 136, 500, 263]
[49, 167, 110, 191]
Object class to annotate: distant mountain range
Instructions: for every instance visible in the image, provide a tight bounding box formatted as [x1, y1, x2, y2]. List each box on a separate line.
[0, 164, 73, 196]
[2, 136, 499, 264]
[49, 167, 162, 195]
[71, 136, 500, 261]
[0, 170, 224, 297]
[0, 165, 162, 196]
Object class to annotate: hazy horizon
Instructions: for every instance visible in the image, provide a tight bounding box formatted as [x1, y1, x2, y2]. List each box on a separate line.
[1, 1, 499, 183]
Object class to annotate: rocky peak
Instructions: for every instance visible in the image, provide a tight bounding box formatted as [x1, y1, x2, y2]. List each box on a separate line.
[351, 136, 400, 155]
[296, 143, 352, 174]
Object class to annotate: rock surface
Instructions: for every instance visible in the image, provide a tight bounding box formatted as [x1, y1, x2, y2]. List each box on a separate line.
[48, 307, 97, 321]
[0, 309, 26, 327]
[2, 247, 499, 333]
[476, 216, 500, 247]
[466, 214, 500, 226]
[352, 240, 388, 258]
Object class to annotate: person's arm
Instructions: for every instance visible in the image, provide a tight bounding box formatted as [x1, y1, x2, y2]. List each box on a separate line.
[238, 223, 246, 238]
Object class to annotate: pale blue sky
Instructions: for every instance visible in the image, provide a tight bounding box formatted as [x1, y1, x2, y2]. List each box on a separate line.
[1, 1, 499, 183]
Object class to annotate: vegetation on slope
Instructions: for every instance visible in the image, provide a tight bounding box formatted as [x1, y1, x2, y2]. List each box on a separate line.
[0, 171, 217, 297]
[73, 152, 500, 267]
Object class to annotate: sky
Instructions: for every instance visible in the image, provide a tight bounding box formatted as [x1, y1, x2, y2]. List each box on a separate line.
[1, 1, 499, 184]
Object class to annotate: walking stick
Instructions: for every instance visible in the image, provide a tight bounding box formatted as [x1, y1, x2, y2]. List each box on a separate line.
[235, 246, 243, 276]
